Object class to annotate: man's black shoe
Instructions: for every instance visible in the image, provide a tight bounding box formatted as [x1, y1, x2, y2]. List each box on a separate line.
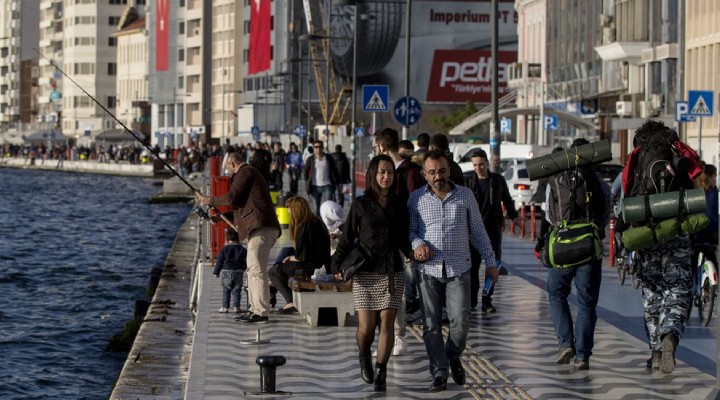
[449, 359, 466, 385]
[239, 313, 268, 324]
[428, 376, 447, 393]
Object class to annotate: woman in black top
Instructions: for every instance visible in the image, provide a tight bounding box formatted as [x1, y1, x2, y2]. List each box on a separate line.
[268, 196, 330, 313]
[332, 155, 412, 391]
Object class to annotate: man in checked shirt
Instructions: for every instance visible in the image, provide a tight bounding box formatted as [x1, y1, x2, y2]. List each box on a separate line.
[408, 150, 498, 393]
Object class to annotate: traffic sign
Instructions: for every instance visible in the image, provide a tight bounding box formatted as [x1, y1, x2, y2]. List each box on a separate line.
[688, 90, 714, 116]
[293, 124, 307, 138]
[355, 127, 365, 137]
[362, 85, 389, 112]
[544, 115, 558, 130]
[251, 126, 260, 141]
[675, 101, 697, 123]
[394, 96, 422, 126]
[500, 118, 511, 134]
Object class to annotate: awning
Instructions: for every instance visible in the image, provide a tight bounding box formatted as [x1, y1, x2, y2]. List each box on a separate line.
[22, 131, 67, 143]
[96, 129, 142, 142]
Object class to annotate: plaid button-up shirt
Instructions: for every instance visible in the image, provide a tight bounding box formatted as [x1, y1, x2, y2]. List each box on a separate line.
[408, 183, 497, 278]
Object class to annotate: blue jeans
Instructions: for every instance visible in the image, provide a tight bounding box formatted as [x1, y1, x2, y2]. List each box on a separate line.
[404, 262, 420, 301]
[418, 270, 471, 379]
[546, 259, 602, 361]
[221, 270, 244, 309]
[309, 184, 335, 215]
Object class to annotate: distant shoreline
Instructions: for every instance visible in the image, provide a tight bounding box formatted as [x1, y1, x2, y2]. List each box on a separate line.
[0, 157, 156, 178]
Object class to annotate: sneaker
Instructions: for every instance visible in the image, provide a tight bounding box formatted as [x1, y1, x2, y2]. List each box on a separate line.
[218, 307, 228, 313]
[660, 334, 678, 374]
[239, 313, 269, 324]
[484, 303, 496, 313]
[555, 346, 576, 364]
[233, 307, 243, 313]
[392, 335, 408, 356]
[574, 359, 590, 370]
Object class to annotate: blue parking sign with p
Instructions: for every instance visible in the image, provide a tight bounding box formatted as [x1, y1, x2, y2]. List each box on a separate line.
[675, 101, 696, 122]
[500, 118, 511, 134]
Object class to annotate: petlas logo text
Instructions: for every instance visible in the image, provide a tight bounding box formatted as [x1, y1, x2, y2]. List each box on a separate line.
[426, 49, 517, 103]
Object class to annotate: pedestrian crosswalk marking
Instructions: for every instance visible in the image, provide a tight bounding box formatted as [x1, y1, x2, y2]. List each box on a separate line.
[365, 91, 386, 110]
[691, 95, 711, 115]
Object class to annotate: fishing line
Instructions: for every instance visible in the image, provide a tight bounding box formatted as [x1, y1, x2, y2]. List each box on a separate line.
[34, 48, 238, 231]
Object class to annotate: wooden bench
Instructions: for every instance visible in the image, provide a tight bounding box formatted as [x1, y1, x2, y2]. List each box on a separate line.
[289, 277, 355, 327]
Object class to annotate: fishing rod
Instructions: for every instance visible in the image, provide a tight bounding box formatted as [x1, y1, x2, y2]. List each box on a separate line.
[34, 49, 238, 232]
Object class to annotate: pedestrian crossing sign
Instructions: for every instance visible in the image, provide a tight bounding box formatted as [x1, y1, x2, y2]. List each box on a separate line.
[688, 90, 714, 117]
[362, 85, 389, 112]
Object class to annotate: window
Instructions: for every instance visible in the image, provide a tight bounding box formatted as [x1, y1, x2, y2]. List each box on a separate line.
[73, 63, 95, 75]
[108, 37, 117, 47]
[107, 96, 117, 108]
[178, 48, 185, 62]
[108, 63, 116, 75]
[178, 76, 184, 90]
[109, 16, 121, 26]
[179, 22, 185, 35]
[109, 0, 128, 4]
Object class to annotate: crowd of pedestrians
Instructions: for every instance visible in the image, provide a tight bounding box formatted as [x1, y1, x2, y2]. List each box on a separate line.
[195, 120, 714, 393]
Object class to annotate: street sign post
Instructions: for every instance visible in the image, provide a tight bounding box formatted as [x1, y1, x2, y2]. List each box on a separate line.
[394, 96, 422, 126]
[544, 115, 558, 130]
[500, 118, 512, 134]
[362, 85, 389, 112]
[355, 127, 365, 137]
[251, 126, 260, 141]
[688, 90, 714, 116]
[293, 124, 307, 138]
[675, 101, 696, 123]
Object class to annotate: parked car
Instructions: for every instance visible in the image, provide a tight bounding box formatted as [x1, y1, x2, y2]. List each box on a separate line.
[503, 162, 535, 210]
[594, 162, 624, 184]
[457, 146, 524, 174]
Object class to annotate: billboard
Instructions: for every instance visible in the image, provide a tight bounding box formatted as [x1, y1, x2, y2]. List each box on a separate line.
[328, 0, 518, 104]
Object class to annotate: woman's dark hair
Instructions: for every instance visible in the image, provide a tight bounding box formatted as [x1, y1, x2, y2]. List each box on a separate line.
[365, 154, 396, 201]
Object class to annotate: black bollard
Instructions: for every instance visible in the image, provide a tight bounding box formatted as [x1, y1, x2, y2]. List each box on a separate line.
[256, 355, 286, 394]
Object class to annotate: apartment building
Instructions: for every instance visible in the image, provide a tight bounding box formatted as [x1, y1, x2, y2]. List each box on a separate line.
[0, 0, 39, 132]
[112, 7, 148, 140]
[684, 0, 720, 163]
[37, 0, 62, 131]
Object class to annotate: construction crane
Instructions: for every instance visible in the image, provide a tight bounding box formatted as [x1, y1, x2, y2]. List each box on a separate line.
[302, 0, 352, 135]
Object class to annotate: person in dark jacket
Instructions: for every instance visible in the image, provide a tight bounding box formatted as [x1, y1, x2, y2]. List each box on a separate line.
[197, 152, 281, 324]
[270, 142, 287, 191]
[250, 141, 273, 185]
[268, 196, 331, 314]
[213, 228, 248, 313]
[332, 155, 412, 392]
[331, 144, 351, 207]
[304, 140, 340, 215]
[464, 149, 521, 312]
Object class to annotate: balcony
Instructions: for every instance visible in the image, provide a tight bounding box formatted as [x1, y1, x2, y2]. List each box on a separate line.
[641, 43, 678, 64]
[595, 42, 650, 65]
[507, 62, 542, 88]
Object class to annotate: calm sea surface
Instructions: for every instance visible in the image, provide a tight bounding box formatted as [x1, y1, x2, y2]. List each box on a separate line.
[0, 168, 191, 399]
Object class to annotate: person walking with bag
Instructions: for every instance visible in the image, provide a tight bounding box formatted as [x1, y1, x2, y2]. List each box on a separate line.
[540, 138, 611, 370]
[331, 155, 412, 392]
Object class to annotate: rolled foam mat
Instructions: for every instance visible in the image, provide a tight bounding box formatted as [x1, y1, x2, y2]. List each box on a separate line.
[526, 139, 612, 181]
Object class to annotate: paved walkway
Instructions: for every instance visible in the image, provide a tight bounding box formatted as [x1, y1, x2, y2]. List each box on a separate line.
[184, 228, 718, 399]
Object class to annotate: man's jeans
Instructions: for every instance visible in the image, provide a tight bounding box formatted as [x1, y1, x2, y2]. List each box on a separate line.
[220, 270, 244, 309]
[309, 184, 335, 215]
[546, 259, 602, 361]
[418, 270, 471, 379]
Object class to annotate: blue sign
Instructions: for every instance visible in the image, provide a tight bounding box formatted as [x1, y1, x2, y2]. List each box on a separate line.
[362, 85, 389, 112]
[355, 127, 365, 137]
[251, 126, 260, 141]
[293, 124, 307, 138]
[688, 90, 714, 116]
[675, 101, 697, 123]
[394, 96, 422, 126]
[489, 138, 498, 147]
[500, 118, 511, 134]
[544, 115, 558, 130]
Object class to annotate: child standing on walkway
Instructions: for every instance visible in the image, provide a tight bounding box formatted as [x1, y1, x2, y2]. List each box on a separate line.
[214, 228, 248, 313]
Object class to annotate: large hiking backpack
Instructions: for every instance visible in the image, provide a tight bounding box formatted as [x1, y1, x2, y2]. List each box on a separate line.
[542, 167, 602, 269]
[630, 128, 692, 197]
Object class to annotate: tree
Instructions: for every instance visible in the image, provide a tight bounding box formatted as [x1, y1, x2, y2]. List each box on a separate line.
[431, 102, 479, 134]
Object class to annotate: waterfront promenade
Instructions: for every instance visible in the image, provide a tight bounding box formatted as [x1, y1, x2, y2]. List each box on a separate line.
[93, 167, 719, 399]
[0, 156, 154, 177]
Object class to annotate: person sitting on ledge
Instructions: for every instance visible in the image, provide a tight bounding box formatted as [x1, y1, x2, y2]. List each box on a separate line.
[268, 196, 331, 314]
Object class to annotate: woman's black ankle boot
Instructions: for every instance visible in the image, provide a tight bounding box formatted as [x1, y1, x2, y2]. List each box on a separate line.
[374, 363, 387, 391]
[359, 353, 374, 384]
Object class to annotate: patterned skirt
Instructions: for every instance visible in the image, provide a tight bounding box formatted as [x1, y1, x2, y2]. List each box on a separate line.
[352, 271, 404, 311]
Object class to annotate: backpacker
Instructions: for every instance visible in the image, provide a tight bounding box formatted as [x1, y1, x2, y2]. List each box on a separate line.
[542, 167, 602, 269]
[629, 128, 692, 197]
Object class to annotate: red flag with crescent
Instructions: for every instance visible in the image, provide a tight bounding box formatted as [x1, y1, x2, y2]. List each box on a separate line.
[248, 0, 271, 75]
[155, 0, 169, 71]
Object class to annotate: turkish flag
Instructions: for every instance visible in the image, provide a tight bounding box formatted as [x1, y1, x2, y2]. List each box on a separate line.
[248, 0, 271, 75]
[156, 0, 169, 71]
